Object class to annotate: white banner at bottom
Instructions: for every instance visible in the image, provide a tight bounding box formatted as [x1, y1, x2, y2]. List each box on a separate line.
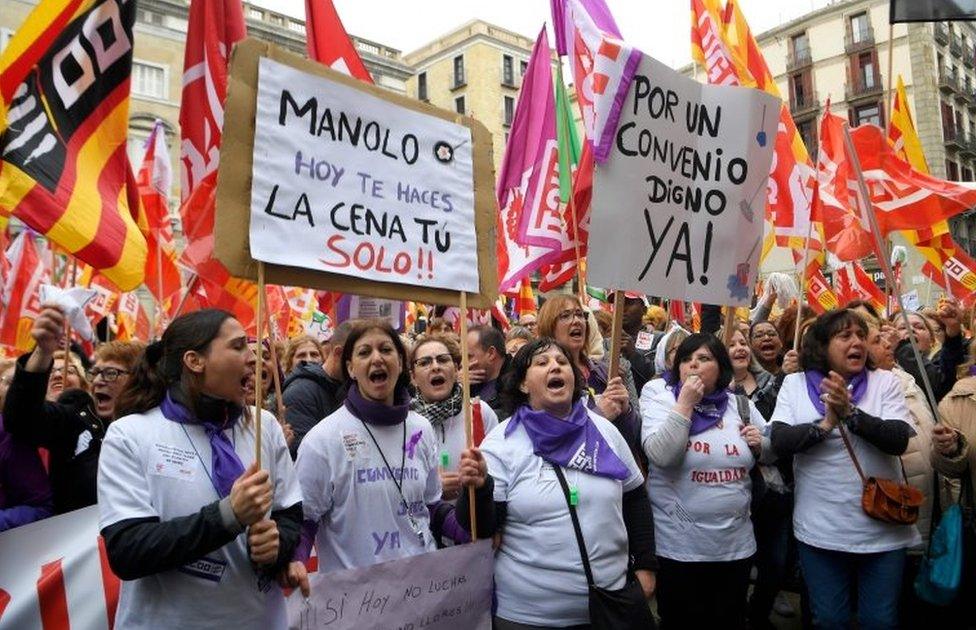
[287, 540, 493, 630]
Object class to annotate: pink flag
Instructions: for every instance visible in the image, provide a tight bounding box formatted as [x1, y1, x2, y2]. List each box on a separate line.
[559, 0, 640, 162]
[496, 27, 561, 293]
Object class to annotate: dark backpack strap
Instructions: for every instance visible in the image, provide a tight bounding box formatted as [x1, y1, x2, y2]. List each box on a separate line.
[734, 393, 751, 426]
[553, 465, 595, 587]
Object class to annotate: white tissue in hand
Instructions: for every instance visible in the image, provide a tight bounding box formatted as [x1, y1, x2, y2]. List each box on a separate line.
[39, 284, 98, 341]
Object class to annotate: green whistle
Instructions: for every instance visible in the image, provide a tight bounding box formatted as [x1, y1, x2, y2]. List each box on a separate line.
[440, 451, 450, 468]
[569, 486, 580, 506]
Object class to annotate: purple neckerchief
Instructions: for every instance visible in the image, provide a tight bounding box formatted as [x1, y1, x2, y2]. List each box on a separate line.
[505, 400, 630, 480]
[344, 384, 411, 426]
[160, 392, 244, 499]
[969, 365, 976, 377]
[671, 381, 730, 436]
[804, 369, 868, 415]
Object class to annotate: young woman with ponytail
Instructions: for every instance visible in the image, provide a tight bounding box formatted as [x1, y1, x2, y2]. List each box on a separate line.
[97, 309, 303, 630]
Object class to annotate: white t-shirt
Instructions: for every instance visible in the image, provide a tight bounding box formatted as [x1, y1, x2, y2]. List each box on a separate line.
[481, 409, 644, 627]
[295, 406, 442, 572]
[642, 385, 765, 562]
[770, 370, 921, 553]
[98, 406, 301, 630]
[429, 400, 499, 484]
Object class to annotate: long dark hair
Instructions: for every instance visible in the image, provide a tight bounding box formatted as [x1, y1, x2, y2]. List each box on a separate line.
[339, 319, 412, 398]
[114, 309, 235, 419]
[665, 333, 734, 391]
[499, 337, 585, 417]
[801, 308, 873, 374]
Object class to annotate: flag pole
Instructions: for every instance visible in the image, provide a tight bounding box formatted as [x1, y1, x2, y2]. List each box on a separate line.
[793, 218, 816, 352]
[841, 123, 940, 414]
[60, 257, 78, 378]
[556, 63, 587, 304]
[155, 244, 165, 337]
[886, 23, 896, 124]
[255, 262, 265, 468]
[458, 290, 478, 540]
[172, 273, 198, 319]
[262, 294, 287, 423]
[608, 290, 625, 381]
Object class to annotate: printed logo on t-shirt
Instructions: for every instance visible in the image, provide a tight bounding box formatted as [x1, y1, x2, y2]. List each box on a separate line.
[150, 443, 199, 482]
[405, 430, 423, 459]
[177, 556, 227, 583]
[341, 431, 367, 461]
[74, 430, 93, 457]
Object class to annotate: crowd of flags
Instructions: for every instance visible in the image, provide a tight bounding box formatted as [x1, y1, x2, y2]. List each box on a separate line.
[0, 0, 974, 357]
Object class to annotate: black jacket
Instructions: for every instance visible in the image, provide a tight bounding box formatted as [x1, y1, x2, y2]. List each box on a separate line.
[3, 356, 103, 513]
[894, 333, 966, 404]
[282, 363, 343, 458]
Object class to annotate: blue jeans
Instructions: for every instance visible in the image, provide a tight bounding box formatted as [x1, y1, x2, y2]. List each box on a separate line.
[797, 542, 905, 630]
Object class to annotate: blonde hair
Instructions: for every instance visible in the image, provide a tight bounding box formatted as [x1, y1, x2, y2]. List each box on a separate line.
[283, 335, 323, 372]
[52, 350, 89, 391]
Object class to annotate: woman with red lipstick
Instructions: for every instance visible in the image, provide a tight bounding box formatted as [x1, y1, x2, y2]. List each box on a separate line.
[770, 309, 918, 628]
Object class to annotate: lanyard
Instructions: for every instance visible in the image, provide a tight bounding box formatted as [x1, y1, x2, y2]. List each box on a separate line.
[179, 422, 235, 500]
[359, 419, 409, 510]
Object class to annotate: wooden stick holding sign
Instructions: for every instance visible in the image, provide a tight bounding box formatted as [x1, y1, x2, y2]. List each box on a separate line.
[841, 123, 941, 415]
[793, 219, 816, 353]
[60, 257, 78, 379]
[254, 262, 266, 468]
[260, 287, 287, 423]
[722, 308, 736, 345]
[607, 291, 626, 383]
[458, 291, 478, 541]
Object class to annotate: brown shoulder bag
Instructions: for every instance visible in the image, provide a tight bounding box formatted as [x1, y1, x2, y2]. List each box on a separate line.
[838, 424, 923, 525]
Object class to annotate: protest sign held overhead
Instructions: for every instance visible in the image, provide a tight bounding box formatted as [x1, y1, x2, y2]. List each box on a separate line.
[587, 53, 778, 306]
[287, 540, 493, 630]
[215, 39, 498, 309]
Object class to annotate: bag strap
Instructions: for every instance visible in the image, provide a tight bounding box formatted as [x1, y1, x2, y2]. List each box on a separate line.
[837, 424, 868, 484]
[734, 394, 751, 426]
[553, 465, 596, 587]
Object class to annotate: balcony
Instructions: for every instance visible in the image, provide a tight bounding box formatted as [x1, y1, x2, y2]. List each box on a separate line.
[961, 133, 976, 157]
[939, 70, 959, 94]
[787, 47, 813, 71]
[845, 26, 875, 53]
[944, 127, 966, 150]
[845, 72, 882, 102]
[966, 48, 976, 68]
[952, 35, 963, 57]
[935, 23, 950, 46]
[790, 90, 820, 116]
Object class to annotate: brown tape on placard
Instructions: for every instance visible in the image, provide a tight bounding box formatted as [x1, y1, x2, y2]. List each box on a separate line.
[214, 37, 498, 309]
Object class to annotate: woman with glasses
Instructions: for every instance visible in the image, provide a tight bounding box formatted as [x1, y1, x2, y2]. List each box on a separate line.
[536, 296, 641, 456]
[409, 335, 499, 509]
[3, 305, 143, 514]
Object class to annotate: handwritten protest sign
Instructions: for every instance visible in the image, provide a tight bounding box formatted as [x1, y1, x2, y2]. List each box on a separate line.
[215, 39, 498, 308]
[287, 541, 493, 630]
[588, 54, 779, 305]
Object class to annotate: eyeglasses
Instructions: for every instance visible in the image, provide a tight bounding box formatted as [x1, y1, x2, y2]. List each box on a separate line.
[413, 354, 454, 369]
[751, 330, 779, 340]
[89, 367, 130, 382]
[557, 309, 586, 322]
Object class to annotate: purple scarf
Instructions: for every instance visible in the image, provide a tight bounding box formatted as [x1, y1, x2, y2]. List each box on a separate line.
[505, 400, 630, 480]
[671, 380, 730, 436]
[160, 391, 244, 499]
[969, 365, 976, 377]
[804, 369, 868, 415]
[344, 384, 411, 426]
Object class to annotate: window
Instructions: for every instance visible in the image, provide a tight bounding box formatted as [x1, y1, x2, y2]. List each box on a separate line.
[858, 52, 877, 88]
[946, 160, 960, 180]
[797, 119, 816, 153]
[791, 73, 806, 104]
[942, 101, 956, 138]
[520, 60, 528, 76]
[132, 61, 167, 100]
[853, 103, 881, 127]
[503, 54, 515, 86]
[850, 12, 870, 43]
[963, 166, 974, 182]
[791, 33, 810, 63]
[417, 72, 428, 101]
[503, 96, 515, 126]
[453, 55, 465, 88]
[455, 96, 465, 115]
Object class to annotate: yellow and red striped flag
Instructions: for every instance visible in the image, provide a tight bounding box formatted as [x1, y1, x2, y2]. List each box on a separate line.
[0, 0, 147, 291]
[0, 231, 50, 352]
[516, 277, 537, 317]
[116, 292, 150, 342]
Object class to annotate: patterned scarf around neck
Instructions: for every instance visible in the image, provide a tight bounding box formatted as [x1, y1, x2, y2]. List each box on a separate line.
[411, 383, 464, 427]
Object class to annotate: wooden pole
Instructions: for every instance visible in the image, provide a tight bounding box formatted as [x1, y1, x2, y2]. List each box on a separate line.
[261, 293, 286, 422]
[254, 263, 265, 468]
[556, 63, 587, 303]
[60, 258, 78, 378]
[172, 273, 199, 319]
[607, 290, 625, 381]
[154, 243, 166, 338]
[842, 123, 941, 414]
[722, 307, 736, 345]
[458, 291, 477, 540]
[886, 23, 896, 124]
[793, 218, 816, 352]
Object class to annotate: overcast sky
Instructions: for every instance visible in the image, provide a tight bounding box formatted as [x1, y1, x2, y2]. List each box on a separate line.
[254, 0, 834, 69]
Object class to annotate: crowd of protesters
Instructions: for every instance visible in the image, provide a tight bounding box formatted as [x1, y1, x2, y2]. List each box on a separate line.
[0, 292, 974, 629]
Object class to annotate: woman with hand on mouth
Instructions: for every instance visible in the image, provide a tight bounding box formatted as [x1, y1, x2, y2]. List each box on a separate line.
[98, 309, 303, 630]
[480, 338, 655, 629]
[537, 295, 642, 457]
[409, 334, 498, 507]
[641, 333, 767, 629]
[291, 319, 494, 579]
[770, 309, 918, 629]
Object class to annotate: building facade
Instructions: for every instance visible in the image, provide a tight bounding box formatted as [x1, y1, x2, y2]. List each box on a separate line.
[751, 0, 976, 258]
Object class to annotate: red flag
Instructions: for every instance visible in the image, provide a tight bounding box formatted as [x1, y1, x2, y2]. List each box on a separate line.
[0, 232, 49, 352]
[921, 246, 976, 307]
[304, 0, 373, 82]
[835, 263, 886, 314]
[471, 399, 486, 447]
[116, 292, 150, 341]
[806, 267, 839, 315]
[515, 277, 537, 316]
[135, 121, 181, 314]
[815, 108, 976, 261]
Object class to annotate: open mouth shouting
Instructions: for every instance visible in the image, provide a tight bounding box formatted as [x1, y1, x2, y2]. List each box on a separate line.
[546, 372, 568, 395]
